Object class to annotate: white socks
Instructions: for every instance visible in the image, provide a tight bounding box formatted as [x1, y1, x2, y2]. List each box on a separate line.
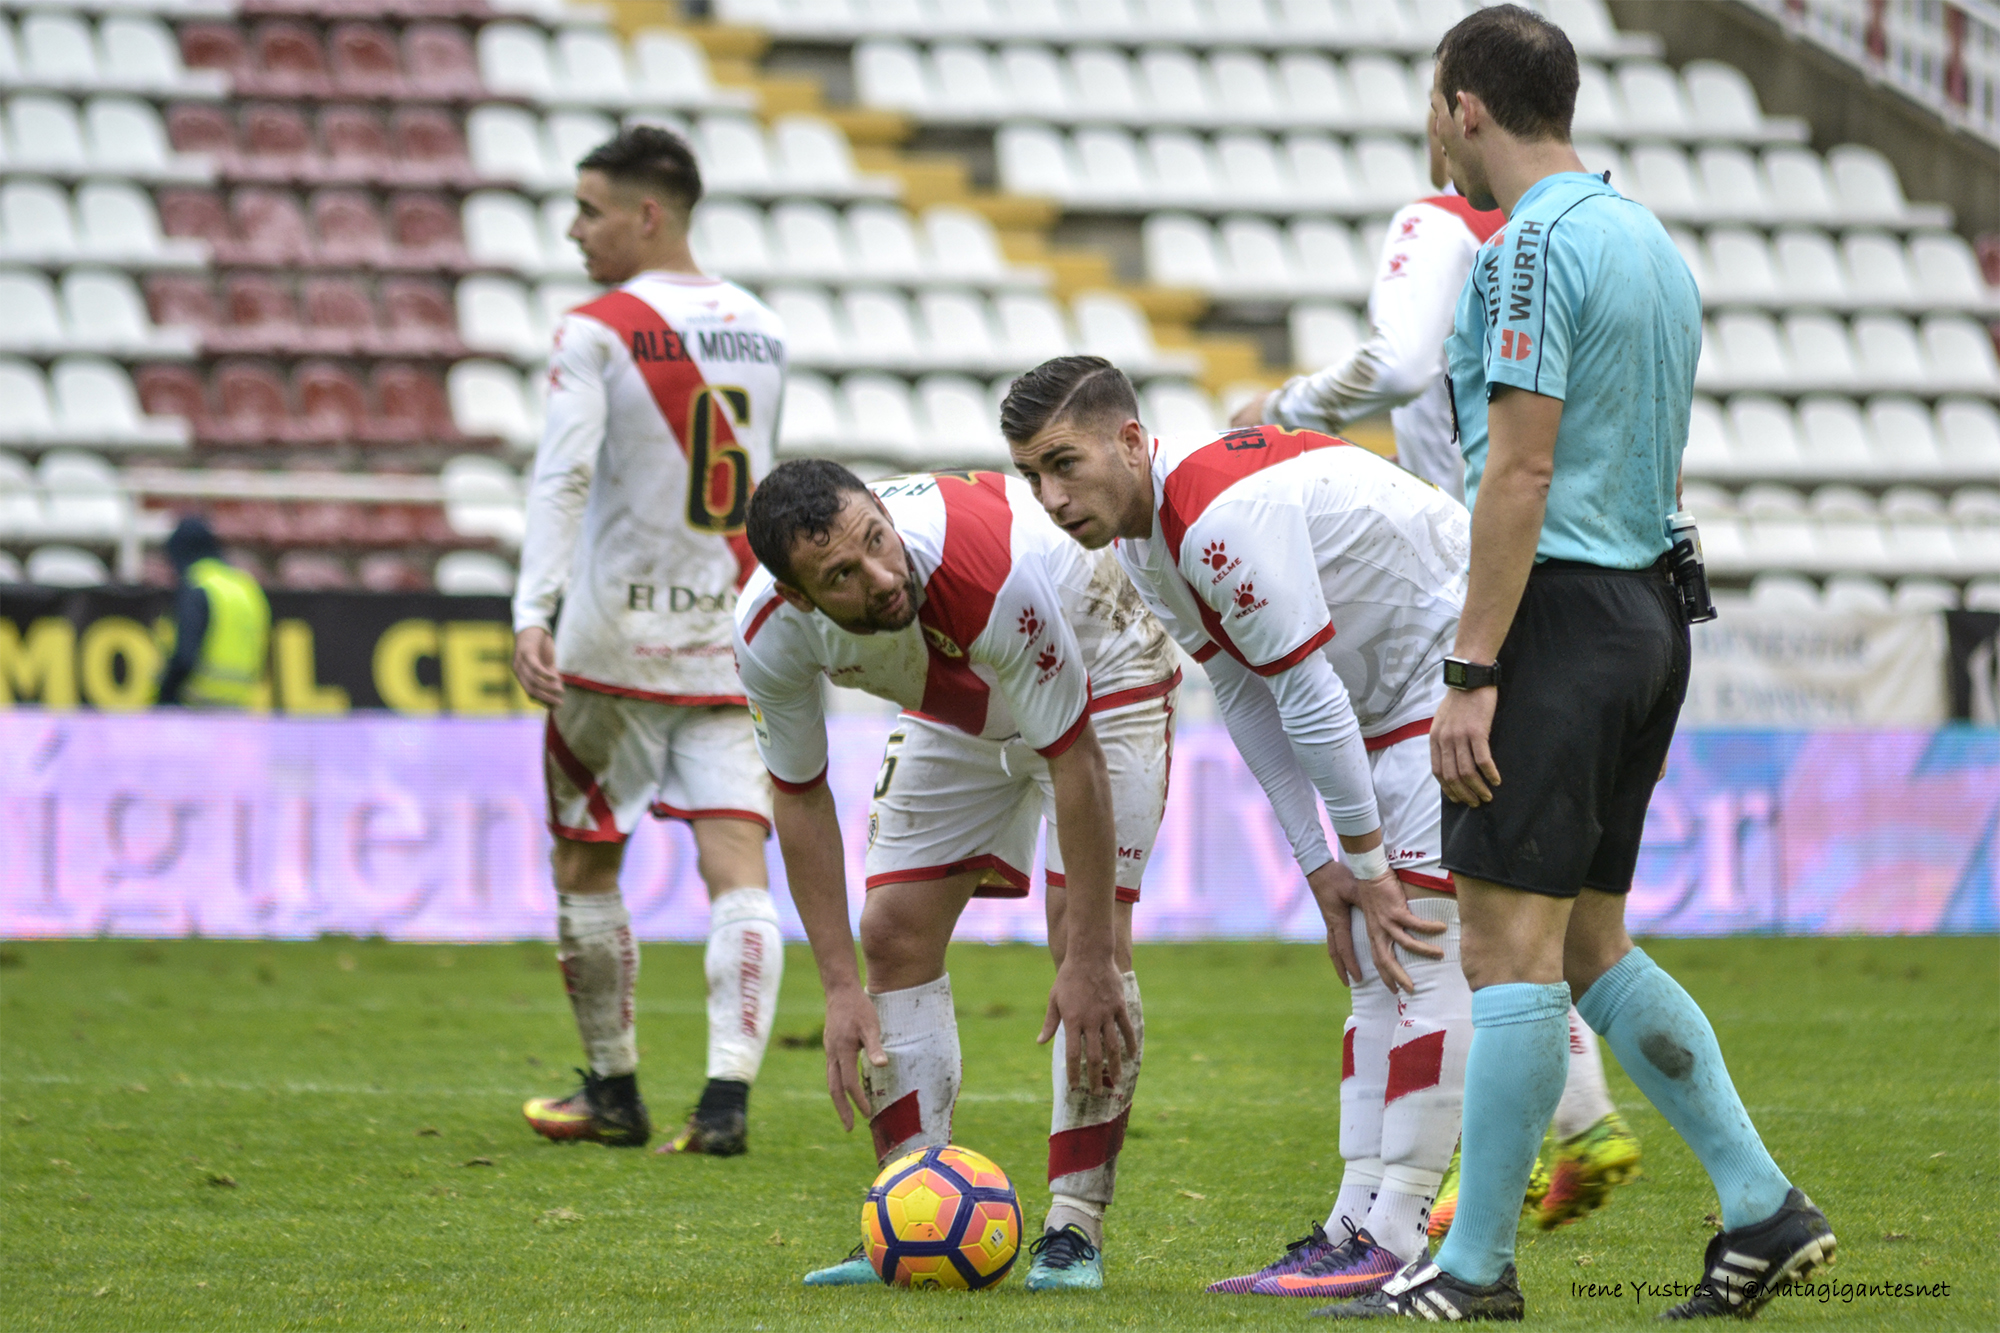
[557, 891, 639, 1077]
[704, 887, 783, 1085]
[863, 975, 961, 1164]
[1553, 1005, 1616, 1139]
[1045, 970, 1145, 1247]
[1331, 898, 1474, 1264]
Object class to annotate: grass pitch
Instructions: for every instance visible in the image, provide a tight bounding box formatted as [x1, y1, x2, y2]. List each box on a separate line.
[2, 935, 1993, 1331]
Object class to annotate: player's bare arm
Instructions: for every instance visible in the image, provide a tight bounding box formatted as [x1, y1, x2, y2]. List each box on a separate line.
[1432, 385, 1559, 807]
[1039, 726, 1136, 1093]
[772, 780, 887, 1131]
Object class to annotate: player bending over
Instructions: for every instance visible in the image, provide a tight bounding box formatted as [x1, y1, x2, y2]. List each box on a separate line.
[735, 461, 1180, 1292]
[1238, 112, 1641, 1239]
[512, 126, 786, 1155]
[1006, 357, 1470, 1301]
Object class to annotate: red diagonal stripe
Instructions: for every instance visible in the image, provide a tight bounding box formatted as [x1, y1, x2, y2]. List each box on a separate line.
[1047, 1107, 1129, 1182]
[1342, 1022, 1356, 1081]
[870, 1090, 923, 1164]
[1383, 1029, 1446, 1103]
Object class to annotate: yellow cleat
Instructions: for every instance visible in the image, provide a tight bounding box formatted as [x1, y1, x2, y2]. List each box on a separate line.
[1426, 1135, 1557, 1242]
[1537, 1112, 1642, 1230]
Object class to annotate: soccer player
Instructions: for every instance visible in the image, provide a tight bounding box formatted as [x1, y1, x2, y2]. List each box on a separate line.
[1237, 115, 1643, 1239]
[512, 126, 787, 1156]
[733, 460, 1179, 1292]
[1323, 8, 1832, 1320]
[1003, 356, 1472, 1300]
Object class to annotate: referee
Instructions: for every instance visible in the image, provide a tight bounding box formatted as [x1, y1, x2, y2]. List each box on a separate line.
[1317, 6, 1835, 1322]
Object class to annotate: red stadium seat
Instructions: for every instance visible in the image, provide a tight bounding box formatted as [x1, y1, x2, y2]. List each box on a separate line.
[179, 23, 248, 76]
[252, 22, 329, 95]
[391, 108, 472, 185]
[158, 188, 232, 247]
[289, 501, 361, 546]
[330, 23, 405, 97]
[166, 103, 237, 157]
[321, 105, 392, 181]
[242, 103, 317, 180]
[294, 358, 371, 440]
[208, 499, 287, 546]
[223, 274, 300, 344]
[144, 274, 220, 330]
[403, 23, 482, 99]
[388, 192, 466, 266]
[275, 551, 355, 589]
[302, 277, 378, 352]
[213, 359, 292, 443]
[311, 189, 391, 265]
[134, 363, 210, 430]
[371, 361, 454, 441]
[232, 188, 314, 263]
[380, 276, 458, 352]
[358, 550, 430, 591]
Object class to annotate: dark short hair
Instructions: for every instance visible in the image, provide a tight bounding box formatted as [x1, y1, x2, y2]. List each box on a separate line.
[577, 124, 704, 215]
[1434, 3, 1578, 143]
[745, 458, 871, 586]
[998, 355, 1142, 445]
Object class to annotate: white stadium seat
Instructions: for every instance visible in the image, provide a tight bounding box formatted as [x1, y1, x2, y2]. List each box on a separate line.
[850, 203, 925, 280]
[1868, 396, 1944, 473]
[777, 370, 846, 453]
[545, 110, 616, 185]
[918, 289, 1000, 365]
[1925, 316, 2000, 389]
[842, 372, 922, 463]
[21, 12, 96, 88]
[844, 286, 922, 368]
[1291, 302, 1360, 371]
[772, 200, 852, 281]
[691, 199, 774, 280]
[633, 31, 724, 107]
[37, 448, 125, 542]
[994, 290, 1072, 363]
[1821, 570, 1892, 613]
[1728, 396, 1805, 473]
[923, 206, 1009, 281]
[478, 23, 557, 101]
[457, 276, 542, 359]
[52, 357, 185, 448]
[553, 28, 635, 107]
[767, 286, 844, 364]
[435, 551, 518, 596]
[1774, 229, 1845, 303]
[27, 545, 109, 587]
[1939, 399, 2000, 470]
[1796, 396, 1877, 477]
[464, 191, 547, 271]
[468, 105, 554, 185]
[699, 115, 775, 193]
[1842, 231, 1915, 304]
[917, 374, 1006, 464]
[0, 268, 63, 353]
[0, 360, 58, 446]
[1684, 60, 1765, 136]
[448, 360, 537, 449]
[7, 94, 87, 172]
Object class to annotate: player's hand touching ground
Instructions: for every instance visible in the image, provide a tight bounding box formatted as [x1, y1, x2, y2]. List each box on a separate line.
[1432, 682, 1501, 806]
[512, 627, 565, 707]
[822, 983, 888, 1132]
[1041, 958, 1135, 1093]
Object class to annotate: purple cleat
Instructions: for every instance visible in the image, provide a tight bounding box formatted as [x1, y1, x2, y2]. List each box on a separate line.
[1253, 1221, 1404, 1298]
[1207, 1222, 1339, 1294]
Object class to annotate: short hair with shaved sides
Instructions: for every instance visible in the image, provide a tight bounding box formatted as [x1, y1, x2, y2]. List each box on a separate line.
[577, 124, 704, 216]
[1434, 3, 1578, 143]
[745, 458, 871, 586]
[999, 355, 1142, 445]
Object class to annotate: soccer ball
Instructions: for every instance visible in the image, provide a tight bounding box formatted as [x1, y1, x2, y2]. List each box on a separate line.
[861, 1144, 1022, 1289]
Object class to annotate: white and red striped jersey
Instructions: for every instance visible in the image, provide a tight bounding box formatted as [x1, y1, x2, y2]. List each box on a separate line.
[734, 471, 1178, 792]
[512, 270, 786, 703]
[1269, 193, 1504, 501]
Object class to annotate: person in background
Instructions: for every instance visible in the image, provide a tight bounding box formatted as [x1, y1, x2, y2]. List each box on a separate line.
[156, 516, 269, 709]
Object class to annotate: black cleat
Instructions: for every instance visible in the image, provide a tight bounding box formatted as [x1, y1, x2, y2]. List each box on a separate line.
[523, 1068, 651, 1147]
[1661, 1188, 1836, 1320]
[1312, 1255, 1525, 1321]
[656, 1078, 749, 1156]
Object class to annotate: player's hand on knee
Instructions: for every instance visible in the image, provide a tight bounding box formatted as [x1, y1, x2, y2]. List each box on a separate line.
[512, 627, 565, 708]
[823, 987, 886, 1132]
[1042, 960, 1132, 1092]
[1431, 686, 1501, 807]
[1355, 871, 1445, 994]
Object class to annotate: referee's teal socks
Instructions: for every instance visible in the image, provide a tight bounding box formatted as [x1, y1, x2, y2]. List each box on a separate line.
[1433, 981, 1571, 1286]
[1575, 948, 1792, 1230]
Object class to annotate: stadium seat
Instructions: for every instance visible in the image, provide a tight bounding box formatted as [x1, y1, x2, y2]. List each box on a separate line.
[447, 360, 536, 449]
[1001, 43, 1070, 116]
[1828, 144, 1915, 223]
[554, 27, 635, 106]
[1774, 228, 1846, 303]
[1139, 47, 1214, 124]
[0, 550, 21, 583]
[917, 374, 1006, 464]
[463, 190, 546, 270]
[0, 448, 41, 539]
[1706, 228, 1778, 302]
[856, 39, 931, 112]
[372, 363, 455, 442]
[1684, 60, 1766, 137]
[997, 122, 1074, 199]
[1210, 50, 1281, 123]
[357, 551, 431, 593]
[1219, 216, 1294, 294]
[233, 187, 314, 263]
[87, 98, 197, 180]
[775, 115, 870, 192]
[223, 272, 300, 343]
[435, 549, 516, 595]
[1696, 147, 1769, 224]
[322, 104, 393, 179]
[1145, 213, 1222, 289]
[1071, 290, 1158, 367]
[330, 22, 403, 98]
[1709, 310, 1789, 388]
[1820, 570, 1892, 613]
[850, 204, 925, 280]
[632, 30, 723, 107]
[380, 277, 459, 355]
[1810, 487, 1890, 569]
[1627, 143, 1699, 218]
[1938, 399, 2000, 470]
[1881, 485, 1960, 575]
[1276, 51, 1346, 123]
[251, 21, 331, 97]
[1728, 395, 1805, 473]
[919, 289, 1000, 366]
[313, 189, 392, 266]
[1796, 396, 1878, 476]
[477, 22, 555, 100]
[775, 369, 845, 453]
[1291, 302, 1360, 371]
[1355, 137, 1424, 207]
[699, 115, 775, 193]
[211, 358, 291, 442]
[1681, 395, 1733, 473]
[1842, 231, 1915, 304]
[1924, 316, 2000, 389]
[545, 109, 615, 184]
[1851, 314, 1927, 389]
[1868, 396, 1945, 473]
[767, 286, 843, 364]
[26, 544, 109, 586]
[1144, 379, 1217, 447]
[53, 357, 187, 448]
[102, 14, 215, 96]
[442, 454, 524, 547]
[923, 205, 1011, 282]
[404, 24, 483, 100]
[0, 269, 64, 354]
[1617, 60, 1690, 136]
[1909, 232, 1990, 305]
[390, 192, 467, 267]
[242, 102, 316, 176]
[38, 449, 126, 543]
[845, 287, 922, 368]
[302, 277, 378, 351]
[133, 363, 208, 432]
[841, 372, 923, 464]
[293, 360, 369, 440]
[1148, 131, 1219, 207]
[63, 267, 193, 356]
[690, 199, 773, 280]
[7, 94, 87, 172]
[534, 281, 594, 339]
[772, 200, 852, 280]
[0, 360, 58, 446]
[1893, 577, 1959, 611]
[82, 180, 199, 265]
[1738, 484, 1815, 570]
[468, 104, 548, 185]
[20, 12, 96, 88]
[1784, 312, 1858, 388]
[275, 551, 354, 590]
[393, 108, 472, 186]
[1071, 46, 1142, 120]
[1348, 54, 1419, 128]
[1762, 147, 1839, 223]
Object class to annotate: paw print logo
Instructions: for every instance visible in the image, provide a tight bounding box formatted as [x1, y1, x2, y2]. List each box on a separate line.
[1018, 607, 1043, 639]
[1234, 581, 1258, 611]
[1035, 646, 1060, 674]
[1398, 216, 1420, 240]
[1202, 541, 1229, 571]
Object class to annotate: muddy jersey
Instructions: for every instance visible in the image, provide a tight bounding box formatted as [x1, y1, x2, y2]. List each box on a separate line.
[1116, 425, 1469, 741]
[512, 270, 786, 703]
[734, 471, 1178, 791]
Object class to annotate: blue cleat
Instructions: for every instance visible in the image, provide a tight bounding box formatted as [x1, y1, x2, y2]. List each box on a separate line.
[802, 1242, 879, 1287]
[1024, 1224, 1103, 1292]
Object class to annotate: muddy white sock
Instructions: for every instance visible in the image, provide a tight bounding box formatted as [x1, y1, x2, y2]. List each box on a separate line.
[863, 975, 960, 1164]
[556, 891, 638, 1077]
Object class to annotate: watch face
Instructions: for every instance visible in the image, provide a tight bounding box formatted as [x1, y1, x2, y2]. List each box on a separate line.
[1444, 660, 1466, 687]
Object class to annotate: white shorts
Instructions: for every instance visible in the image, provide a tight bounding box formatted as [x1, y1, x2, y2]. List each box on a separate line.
[1367, 726, 1448, 892]
[544, 686, 773, 843]
[864, 687, 1177, 904]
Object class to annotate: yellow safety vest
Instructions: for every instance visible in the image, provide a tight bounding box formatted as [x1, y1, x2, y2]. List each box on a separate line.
[181, 558, 270, 708]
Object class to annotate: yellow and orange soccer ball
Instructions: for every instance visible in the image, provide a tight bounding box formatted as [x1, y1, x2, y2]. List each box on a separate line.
[861, 1145, 1022, 1289]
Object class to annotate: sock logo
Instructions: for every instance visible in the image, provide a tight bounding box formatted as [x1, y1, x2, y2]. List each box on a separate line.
[740, 929, 765, 1039]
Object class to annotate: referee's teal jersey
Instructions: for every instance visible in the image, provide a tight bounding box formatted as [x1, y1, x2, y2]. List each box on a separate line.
[1446, 171, 1701, 569]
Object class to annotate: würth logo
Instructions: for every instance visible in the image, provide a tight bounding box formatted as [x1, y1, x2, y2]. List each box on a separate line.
[1201, 541, 1229, 571]
[1499, 328, 1534, 361]
[1234, 581, 1258, 610]
[1018, 607, 1043, 639]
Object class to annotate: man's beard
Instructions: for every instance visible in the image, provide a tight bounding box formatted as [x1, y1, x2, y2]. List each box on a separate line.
[864, 567, 922, 631]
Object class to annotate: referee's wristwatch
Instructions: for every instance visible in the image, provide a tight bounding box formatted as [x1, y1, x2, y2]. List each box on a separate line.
[1442, 657, 1502, 691]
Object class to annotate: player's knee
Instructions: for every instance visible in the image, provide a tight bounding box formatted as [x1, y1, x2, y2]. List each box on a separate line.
[551, 836, 624, 896]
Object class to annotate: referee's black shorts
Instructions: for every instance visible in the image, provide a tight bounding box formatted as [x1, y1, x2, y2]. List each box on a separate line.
[1440, 556, 1689, 898]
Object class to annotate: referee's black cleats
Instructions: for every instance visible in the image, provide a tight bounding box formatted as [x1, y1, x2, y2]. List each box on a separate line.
[1310, 1255, 1524, 1321]
[1661, 1188, 1836, 1320]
